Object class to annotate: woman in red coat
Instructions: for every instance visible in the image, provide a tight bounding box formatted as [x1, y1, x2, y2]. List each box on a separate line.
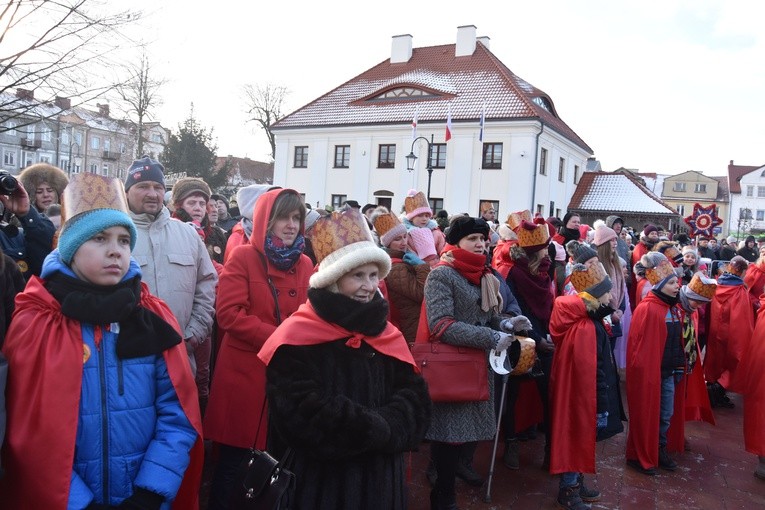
[204, 188, 313, 510]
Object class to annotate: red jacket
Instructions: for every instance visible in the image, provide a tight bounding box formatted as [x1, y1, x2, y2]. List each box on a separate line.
[548, 295, 598, 474]
[739, 295, 765, 455]
[0, 279, 203, 509]
[631, 241, 650, 267]
[223, 221, 247, 264]
[625, 292, 684, 469]
[204, 189, 313, 449]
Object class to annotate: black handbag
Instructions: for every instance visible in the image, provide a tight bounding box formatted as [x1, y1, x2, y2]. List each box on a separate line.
[229, 446, 295, 509]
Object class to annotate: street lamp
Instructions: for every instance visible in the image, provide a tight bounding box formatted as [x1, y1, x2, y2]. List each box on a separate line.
[405, 134, 435, 202]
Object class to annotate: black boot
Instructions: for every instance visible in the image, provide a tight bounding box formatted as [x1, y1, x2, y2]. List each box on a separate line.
[658, 446, 677, 471]
[577, 474, 601, 502]
[502, 440, 519, 470]
[430, 489, 459, 510]
[556, 484, 591, 510]
[426, 458, 437, 487]
[455, 442, 484, 487]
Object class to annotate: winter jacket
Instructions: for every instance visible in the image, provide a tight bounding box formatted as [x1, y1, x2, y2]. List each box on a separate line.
[384, 249, 430, 343]
[423, 265, 503, 443]
[204, 189, 313, 450]
[1, 206, 56, 279]
[737, 242, 759, 263]
[605, 215, 630, 263]
[130, 207, 217, 349]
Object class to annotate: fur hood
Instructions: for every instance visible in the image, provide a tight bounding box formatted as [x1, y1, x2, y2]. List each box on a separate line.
[18, 163, 69, 205]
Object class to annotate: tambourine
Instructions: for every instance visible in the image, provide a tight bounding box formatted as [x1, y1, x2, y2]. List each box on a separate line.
[489, 336, 537, 376]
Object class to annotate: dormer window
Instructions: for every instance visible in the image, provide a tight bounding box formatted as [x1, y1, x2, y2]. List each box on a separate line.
[372, 87, 437, 100]
[532, 96, 552, 112]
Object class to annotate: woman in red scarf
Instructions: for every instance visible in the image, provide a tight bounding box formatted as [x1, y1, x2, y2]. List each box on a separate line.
[259, 208, 431, 509]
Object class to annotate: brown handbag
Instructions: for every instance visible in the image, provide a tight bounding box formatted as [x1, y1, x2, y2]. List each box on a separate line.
[411, 315, 490, 402]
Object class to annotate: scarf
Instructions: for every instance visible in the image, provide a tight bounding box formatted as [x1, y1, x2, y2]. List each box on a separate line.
[650, 288, 679, 307]
[439, 248, 501, 312]
[264, 233, 305, 271]
[509, 255, 554, 323]
[44, 273, 181, 359]
[561, 227, 581, 245]
[678, 299, 698, 370]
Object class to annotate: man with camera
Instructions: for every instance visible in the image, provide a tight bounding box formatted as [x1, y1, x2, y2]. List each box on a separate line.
[0, 170, 56, 279]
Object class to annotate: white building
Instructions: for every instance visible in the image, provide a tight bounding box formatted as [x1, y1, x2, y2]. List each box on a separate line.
[728, 160, 765, 235]
[271, 25, 593, 218]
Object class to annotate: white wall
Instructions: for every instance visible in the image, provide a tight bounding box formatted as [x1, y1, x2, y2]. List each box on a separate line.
[730, 165, 765, 232]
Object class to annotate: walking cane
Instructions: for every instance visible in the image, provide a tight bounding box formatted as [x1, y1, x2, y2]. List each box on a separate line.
[485, 349, 511, 503]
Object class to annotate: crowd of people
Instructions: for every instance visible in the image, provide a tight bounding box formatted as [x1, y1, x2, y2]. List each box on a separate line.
[0, 161, 764, 510]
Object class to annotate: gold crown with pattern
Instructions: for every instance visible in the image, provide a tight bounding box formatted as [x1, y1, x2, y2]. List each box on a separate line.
[570, 261, 612, 297]
[687, 272, 717, 300]
[404, 190, 431, 219]
[643, 253, 676, 285]
[373, 212, 407, 247]
[517, 220, 550, 252]
[506, 210, 532, 232]
[61, 172, 129, 224]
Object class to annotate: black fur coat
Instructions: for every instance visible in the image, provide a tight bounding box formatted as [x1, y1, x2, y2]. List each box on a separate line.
[265, 289, 431, 510]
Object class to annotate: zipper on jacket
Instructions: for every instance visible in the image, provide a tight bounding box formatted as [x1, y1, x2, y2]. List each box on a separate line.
[96, 326, 110, 504]
[117, 359, 124, 396]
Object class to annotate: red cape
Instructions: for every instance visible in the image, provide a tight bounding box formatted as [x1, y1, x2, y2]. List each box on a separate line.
[705, 283, 754, 393]
[625, 292, 684, 469]
[548, 295, 598, 474]
[744, 262, 765, 303]
[738, 294, 765, 455]
[0, 277, 203, 509]
[259, 300, 416, 369]
[631, 241, 649, 267]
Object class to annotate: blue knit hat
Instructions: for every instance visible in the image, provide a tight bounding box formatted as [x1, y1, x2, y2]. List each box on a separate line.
[58, 173, 137, 264]
[125, 155, 165, 191]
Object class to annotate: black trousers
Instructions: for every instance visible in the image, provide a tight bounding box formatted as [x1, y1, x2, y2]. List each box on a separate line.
[207, 443, 249, 510]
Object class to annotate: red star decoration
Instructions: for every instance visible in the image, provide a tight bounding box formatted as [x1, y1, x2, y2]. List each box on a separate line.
[684, 203, 723, 237]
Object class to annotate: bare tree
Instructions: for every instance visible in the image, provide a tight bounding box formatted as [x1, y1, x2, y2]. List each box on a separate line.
[243, 83, 289, 161]
[0, 0, 141, 131]
[115, 50, 165, 156]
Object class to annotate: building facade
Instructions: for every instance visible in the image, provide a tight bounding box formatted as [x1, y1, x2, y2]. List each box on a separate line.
[661, 170, 729, 237]
[271, 25, 592, 218]
[728, 160, 765, 237]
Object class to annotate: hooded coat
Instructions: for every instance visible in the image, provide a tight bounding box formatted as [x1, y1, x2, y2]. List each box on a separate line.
[737, 236, 758, 263]
[744, 261, 765, 303]
[204, 189, 313, 450]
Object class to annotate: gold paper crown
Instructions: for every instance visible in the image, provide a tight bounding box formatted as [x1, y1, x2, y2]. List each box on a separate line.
[517, 220, 550, 251]
[645, 255, 676, 285]
[687, 272, 717, 300]
[373, 212, 400, 237]
[506, 210, 532, 232]
[570, 261, 611, 295]
[61, 172, 129, 224]
[404, 191, 430, 215]
[310, 208, 374, 266]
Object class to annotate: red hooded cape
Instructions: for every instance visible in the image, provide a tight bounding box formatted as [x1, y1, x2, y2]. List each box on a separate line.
[625, 292, 684, 469]
[259, 300, 416, 369]
[744, 262, 765, 304]
[548, 295, 598, 474]
[0, 278, 203, 509]
[705, 282, 754, 393]
[738, 295, 765, 455]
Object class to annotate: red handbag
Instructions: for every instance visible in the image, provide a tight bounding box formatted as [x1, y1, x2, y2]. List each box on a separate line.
[411, 312, 490, 402]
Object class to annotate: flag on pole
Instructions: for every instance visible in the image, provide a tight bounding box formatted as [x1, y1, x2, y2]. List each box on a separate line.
[478, 102, 485, 142]
[411, 106, 418, 140]
[445, 104, 452, 142]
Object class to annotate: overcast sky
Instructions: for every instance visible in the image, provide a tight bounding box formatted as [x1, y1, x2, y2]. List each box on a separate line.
[116, 0, 764, 176]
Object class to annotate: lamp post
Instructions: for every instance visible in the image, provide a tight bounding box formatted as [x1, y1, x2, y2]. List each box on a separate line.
[405, 134, 435, 202]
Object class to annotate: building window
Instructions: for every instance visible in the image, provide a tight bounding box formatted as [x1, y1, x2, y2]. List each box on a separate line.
[676, 204, 685, 216]
[573, 165, 580, 184]
[152, 133, 163, 143]
[539, 148, 548, 175]
[119, 142, 127, 154]
[430, 143, 446, 169]
[90, 163, 98, 173]
[747, 185, 755, 197]
[429, 197, 444, 215]
[558, 158, 565, 182]
[757, 210, 765, 221]
[331, 194, 347, 209]
[102, 164, 109, 176]
[555, 208, 562, 218]
[22, 151, 33, 167]
[378, 144, 396, 168]
[694, 183, 706, 193]
[39, 155, 51, 163]
[758, 186, 765, 198]
[294, 146, 308, 168]
[740, 208, 753, 219]
[91, 136, 100, 150]
[61, 158, 69, 172]
[4, 121, 16, 135]
[61, 130, 70, 145]
[73, 162, 81, 174]
[104, 138, 111, 152]
[334, 145, 350, 168]
[482, 143, 502, 169]
[673, 182, 686, 192]
[3, 150, 16, 167]
[74, 131, 82, 146]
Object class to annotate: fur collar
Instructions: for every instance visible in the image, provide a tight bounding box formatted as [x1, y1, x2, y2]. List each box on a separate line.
[308, 287, 388, 336]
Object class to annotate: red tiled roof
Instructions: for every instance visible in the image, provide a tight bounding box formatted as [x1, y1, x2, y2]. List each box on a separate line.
[273, 42, 592, 153]
[727, 161, 763, 193]
[568, 172, 678, 215]
[215, 156, 273, 183]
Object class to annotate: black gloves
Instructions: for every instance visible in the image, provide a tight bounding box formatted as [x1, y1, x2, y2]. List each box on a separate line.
[118, 488, 164, 510]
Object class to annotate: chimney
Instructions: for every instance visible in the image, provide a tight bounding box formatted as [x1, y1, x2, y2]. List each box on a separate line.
[455, 25, 477, 57]
[97, 103, 110, 117]
[54, 96, 71, 110]
[16, 88, 34, 100]
[477, 36, 490, 50]
[391, 34, 413, 63]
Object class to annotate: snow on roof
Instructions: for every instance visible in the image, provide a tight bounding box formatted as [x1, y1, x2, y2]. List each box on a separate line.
[572, 173, 676, 215]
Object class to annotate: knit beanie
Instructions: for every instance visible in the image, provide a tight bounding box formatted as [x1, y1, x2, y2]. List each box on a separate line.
[308, 208, 391, 289]
[562, 211, 577, 228]
[445, 216, 490, 245]
[124, 156, 165, 191]
[237, 184, 281, 221]
[210, 193, 229, 210]
[371, 210, 407, 247]
[404, 189, 432, 220]
[58, 173, 137, 264]
[304, 209, 321, 233]
[171, 177, 211, 205]
[642, 224, 658, 237]
[568, 240, 598, 264]
[593, 225, 617, 247]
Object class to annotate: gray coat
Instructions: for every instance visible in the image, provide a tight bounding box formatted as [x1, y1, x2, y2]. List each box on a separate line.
[423, 265, 502, 443]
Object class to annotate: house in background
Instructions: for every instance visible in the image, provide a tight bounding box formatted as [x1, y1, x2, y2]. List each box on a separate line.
[271, 25, 592, 218]
[214, 155, 274, 198]
[567, 171, 680, 231]
[661, 170, 729, 237]
[142, 122, 170, 160]
[727, 160, 765, 237]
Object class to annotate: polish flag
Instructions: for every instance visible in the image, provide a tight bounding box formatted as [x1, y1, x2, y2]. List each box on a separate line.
[478, 102, 485, 142]
[445, 105, 452, 142]
[412, 106, 418, 140]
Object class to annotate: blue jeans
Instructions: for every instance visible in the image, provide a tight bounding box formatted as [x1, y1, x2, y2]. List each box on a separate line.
[560, 472, 579, 489]
[659, 375, 676, 447]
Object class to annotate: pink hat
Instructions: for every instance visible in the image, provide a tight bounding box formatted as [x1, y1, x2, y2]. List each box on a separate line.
[593, 225, 617, 247]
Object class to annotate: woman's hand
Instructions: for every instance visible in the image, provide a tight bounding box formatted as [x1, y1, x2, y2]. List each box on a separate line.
[611, 309, 623, 324]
